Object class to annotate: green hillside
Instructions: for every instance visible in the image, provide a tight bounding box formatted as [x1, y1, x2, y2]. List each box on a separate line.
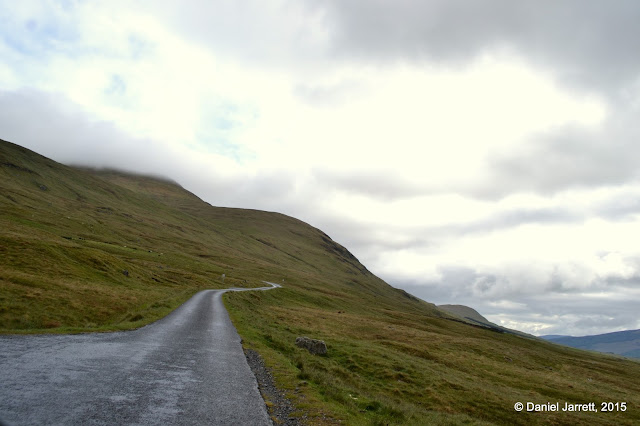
[1, 139, 640, 425]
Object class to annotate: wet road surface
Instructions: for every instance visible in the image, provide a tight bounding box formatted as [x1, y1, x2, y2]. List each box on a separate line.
[0, 283, 281, 425]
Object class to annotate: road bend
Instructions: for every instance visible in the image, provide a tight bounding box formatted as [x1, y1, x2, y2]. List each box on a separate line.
[0, 282, 281, 426]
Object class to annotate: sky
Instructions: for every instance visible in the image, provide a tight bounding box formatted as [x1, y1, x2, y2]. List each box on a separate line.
[1, 0, 640, 337]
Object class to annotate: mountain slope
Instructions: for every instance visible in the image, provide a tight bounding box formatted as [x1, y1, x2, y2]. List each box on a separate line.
[542, 329, 640, 359]
[1, 138, 439, 331]
[2, 139, 640, 425]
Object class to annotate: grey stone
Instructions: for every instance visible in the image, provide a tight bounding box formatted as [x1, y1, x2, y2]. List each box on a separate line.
[295, 336, 327, 355]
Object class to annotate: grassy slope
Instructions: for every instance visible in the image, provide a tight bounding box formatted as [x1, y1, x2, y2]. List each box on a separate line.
[1, 139, 639, 425]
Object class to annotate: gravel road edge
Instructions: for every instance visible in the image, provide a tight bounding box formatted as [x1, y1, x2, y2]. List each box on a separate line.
[244, 348, 302, 425]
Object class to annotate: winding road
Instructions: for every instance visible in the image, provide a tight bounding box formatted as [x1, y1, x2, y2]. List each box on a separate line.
[0, 282, 281, 426]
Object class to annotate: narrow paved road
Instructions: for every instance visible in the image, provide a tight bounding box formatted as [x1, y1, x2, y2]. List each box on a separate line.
[0, 282, 281, 426]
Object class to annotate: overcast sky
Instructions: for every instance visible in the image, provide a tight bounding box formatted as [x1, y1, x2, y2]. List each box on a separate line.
[2, 1, 640, 337]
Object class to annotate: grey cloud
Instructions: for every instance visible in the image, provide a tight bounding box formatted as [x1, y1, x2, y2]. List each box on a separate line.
[313, 168, 428, 201]
[320, 0, 640, 95]
[304, 202, 585, 273]
[302, 213, 433, 262]
[572, 314, 634, 332]
[433, 266, 494, 300]
[462, 96, 640, 199]
[597, 201, 640, 222]
[144, 0, 329, 70]
[321, 0, 524, 63]
[487, 127, 638, 197]
[444, 206, 583, 236]
[344, 206, 582, 251]
[595, 193, 640, 222]
[389, 267, 504, 303]
[603, 274, 640, 290]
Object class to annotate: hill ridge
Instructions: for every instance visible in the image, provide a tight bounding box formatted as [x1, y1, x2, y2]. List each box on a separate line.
[542, 328, 640, 358]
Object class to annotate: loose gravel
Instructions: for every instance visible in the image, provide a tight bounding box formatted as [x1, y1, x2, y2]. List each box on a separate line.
[245, 348, 302, 425]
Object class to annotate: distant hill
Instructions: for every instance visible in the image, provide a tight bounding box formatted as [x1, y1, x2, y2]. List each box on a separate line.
[541, 329, 640, 358]
[540, 334, 571, 340]
[438, 304, 535, 338]
[438, 304, 495, 327]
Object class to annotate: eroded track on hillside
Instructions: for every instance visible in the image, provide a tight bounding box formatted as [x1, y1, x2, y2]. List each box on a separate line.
[0, 282, 281, 426]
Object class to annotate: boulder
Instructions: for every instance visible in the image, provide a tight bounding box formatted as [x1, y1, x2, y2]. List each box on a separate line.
[295, 336, 327, 355]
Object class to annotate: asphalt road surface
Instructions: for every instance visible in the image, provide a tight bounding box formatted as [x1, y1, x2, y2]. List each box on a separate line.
[0, 282, 281, 426]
